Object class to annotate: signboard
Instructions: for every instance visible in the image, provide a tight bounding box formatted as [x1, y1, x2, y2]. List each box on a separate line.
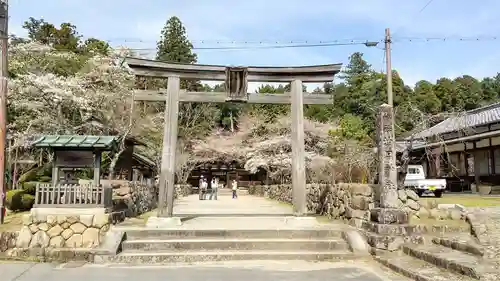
[55, 151, 94, 168]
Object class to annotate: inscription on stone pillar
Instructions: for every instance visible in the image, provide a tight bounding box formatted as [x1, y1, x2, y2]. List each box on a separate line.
[376, 104, 399, 208]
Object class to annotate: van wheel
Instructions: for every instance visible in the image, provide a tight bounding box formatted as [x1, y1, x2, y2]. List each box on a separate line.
[416, 190, 423, 197]
[434, 191, 443, 198]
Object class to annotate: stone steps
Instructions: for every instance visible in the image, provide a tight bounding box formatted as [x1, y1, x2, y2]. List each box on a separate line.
[402, 244, 494, 279]
[97, 250, 355, 264]
[124, 229, 344, 240]
[431, 236, 484, 256]
[121, 238, 348, 251]
[375, 253, 477, 281]
[95, 226, 357, 264]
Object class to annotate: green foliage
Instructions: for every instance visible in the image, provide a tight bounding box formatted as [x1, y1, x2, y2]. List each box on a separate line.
[156, 16, 197, 63]
[23, 17, 81, 52]
[17, 169, 38, 184]
[38, 176, 52, 183]
[11, 15, 500, 159]
[5, 190, 34, 212]
[339, 114, 369, 141]
[22, 182, 38, 195]
[82, 38, 110, 55]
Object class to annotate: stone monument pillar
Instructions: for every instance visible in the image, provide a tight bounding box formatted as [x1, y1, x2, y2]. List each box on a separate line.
[366, 104, 409, 251]
[377, 104, 399, 208]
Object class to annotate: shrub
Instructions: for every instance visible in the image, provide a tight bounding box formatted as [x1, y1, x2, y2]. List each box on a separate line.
[5, 189, 34, 211]
[6, 189, 24, 211]
[22, 181, 38, 195]
[17, 169, 38, 184]
[38, 176, 52, 183]
[21, 194, 35, 210]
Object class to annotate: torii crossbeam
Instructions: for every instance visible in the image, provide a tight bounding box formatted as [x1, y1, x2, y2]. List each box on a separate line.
[126, 57, 342, 221]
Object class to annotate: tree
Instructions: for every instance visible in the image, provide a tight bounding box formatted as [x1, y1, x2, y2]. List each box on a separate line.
[413, 80, 441, 114]
[22, 18, 81, 52]
[82, 38, 110, 55]
[156, 16, 197, 63]
[22, 17, 56, 44]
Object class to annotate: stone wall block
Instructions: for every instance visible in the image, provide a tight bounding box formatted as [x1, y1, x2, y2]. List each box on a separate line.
[92, 214, 111, 228]
[22, 214, 33, 226]
[56, 215, 67, 224]
[47, 225, 64, 238]
[38, 223, 49, 231]
[61, 228, 74, 240]
[46, 215, 57, 226]
[49, 236, 65, 248]
[30, 231, 50, 248]
[66, 216, 80, 224]
[79, 215, 94, 227]
[65, 234, 83, 248]
[28, 224, 39, 234]
[69, 222, 87, 234]
[16, 226, 33, 248]
[82, 228, 100, 247]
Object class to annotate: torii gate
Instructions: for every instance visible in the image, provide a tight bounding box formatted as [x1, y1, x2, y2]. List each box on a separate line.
[126, 57, 342, 222]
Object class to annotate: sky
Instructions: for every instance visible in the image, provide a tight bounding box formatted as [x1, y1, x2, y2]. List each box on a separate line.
[8, 0, 500, 91]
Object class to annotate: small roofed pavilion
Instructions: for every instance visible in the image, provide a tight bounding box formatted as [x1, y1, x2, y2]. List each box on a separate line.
[31, 135, 118, 187]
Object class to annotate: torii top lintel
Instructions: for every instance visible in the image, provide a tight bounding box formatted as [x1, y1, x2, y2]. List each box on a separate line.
[125, 57, 342, 83]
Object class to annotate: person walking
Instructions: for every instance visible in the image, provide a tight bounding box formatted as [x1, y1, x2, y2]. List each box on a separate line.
[210, 178, 219, 200]
[200, 178, 208, 200]
[231, 179, 238, 199]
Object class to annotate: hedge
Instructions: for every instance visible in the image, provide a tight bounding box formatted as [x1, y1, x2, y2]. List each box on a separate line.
[5, 189, 35, 211]
[22, 181, 38, 195]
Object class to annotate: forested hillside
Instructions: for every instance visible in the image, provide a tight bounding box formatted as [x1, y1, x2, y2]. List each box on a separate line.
[7, 16, 500, 184]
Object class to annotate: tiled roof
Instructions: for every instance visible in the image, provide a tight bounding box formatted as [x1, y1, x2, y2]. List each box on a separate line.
[413, 102, 500, 139]
[395, 140, 427, 152]
[31, 135, 118, 149]
[132, 152, 156, 168]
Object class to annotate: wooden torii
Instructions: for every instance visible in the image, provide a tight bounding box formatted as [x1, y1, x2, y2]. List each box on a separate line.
[126, 57, 342, 219]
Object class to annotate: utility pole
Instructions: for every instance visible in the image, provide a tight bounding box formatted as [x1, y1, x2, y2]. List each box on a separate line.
[0, 0, 8, 225]
[385, 28, 393, 107]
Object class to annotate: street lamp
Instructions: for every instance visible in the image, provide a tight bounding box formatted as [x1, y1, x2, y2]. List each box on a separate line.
[364, 41, 379, 47]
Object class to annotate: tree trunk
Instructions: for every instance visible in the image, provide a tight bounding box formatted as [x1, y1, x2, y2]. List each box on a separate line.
[108, 148, 125, 180]
[230, 111, 234, 132]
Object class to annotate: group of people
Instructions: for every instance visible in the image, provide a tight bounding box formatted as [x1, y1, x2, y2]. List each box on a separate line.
[199, 176, 239, 200]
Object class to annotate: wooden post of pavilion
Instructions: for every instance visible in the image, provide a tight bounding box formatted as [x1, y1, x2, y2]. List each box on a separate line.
[125, 58, 342, 223]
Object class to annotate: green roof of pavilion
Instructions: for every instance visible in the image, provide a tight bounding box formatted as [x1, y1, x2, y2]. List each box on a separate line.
[31, 135, 118, 150]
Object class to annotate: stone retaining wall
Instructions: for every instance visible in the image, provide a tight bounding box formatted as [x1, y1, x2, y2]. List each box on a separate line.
[15, 212, 111, 249]
[248, 183, 374, 219]
[112, 181, 157, 217]
[112, 182, 191, 217]
[248, 184, 464, 223]
[0, 231, 17, 254]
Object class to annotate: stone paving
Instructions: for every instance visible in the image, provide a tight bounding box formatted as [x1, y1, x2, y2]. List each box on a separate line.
[467, 207, 500, 262]
[1, 260, 411, 281]
[173, 192, 294, 216]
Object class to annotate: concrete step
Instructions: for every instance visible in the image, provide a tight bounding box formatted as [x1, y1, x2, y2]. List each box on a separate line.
[121, 238, 348, 251]
[95, 250, 355, 264]
[375, 253, 476, 281]
[402, 244, 494, 279]
[125, 229, 344, 240]
[431, 236, 484, 256]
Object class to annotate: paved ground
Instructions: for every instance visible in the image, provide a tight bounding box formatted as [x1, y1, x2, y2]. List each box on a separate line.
[173, 192, 293, 216]
[467, 206, 500, 270]
[118, 192, 343, 230]
[1, 261, 410, 281]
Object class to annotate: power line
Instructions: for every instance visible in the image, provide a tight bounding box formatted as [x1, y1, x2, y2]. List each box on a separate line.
[12, 35, 499, 53]
[392, 0, 436, 37]
[416, 0, 435, 15]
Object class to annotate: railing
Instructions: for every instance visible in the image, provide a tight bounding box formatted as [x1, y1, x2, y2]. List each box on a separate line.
[34, 183, 113, 209]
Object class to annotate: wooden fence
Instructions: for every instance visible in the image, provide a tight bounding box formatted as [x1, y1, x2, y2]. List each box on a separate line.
[34, 183, 113, 209]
